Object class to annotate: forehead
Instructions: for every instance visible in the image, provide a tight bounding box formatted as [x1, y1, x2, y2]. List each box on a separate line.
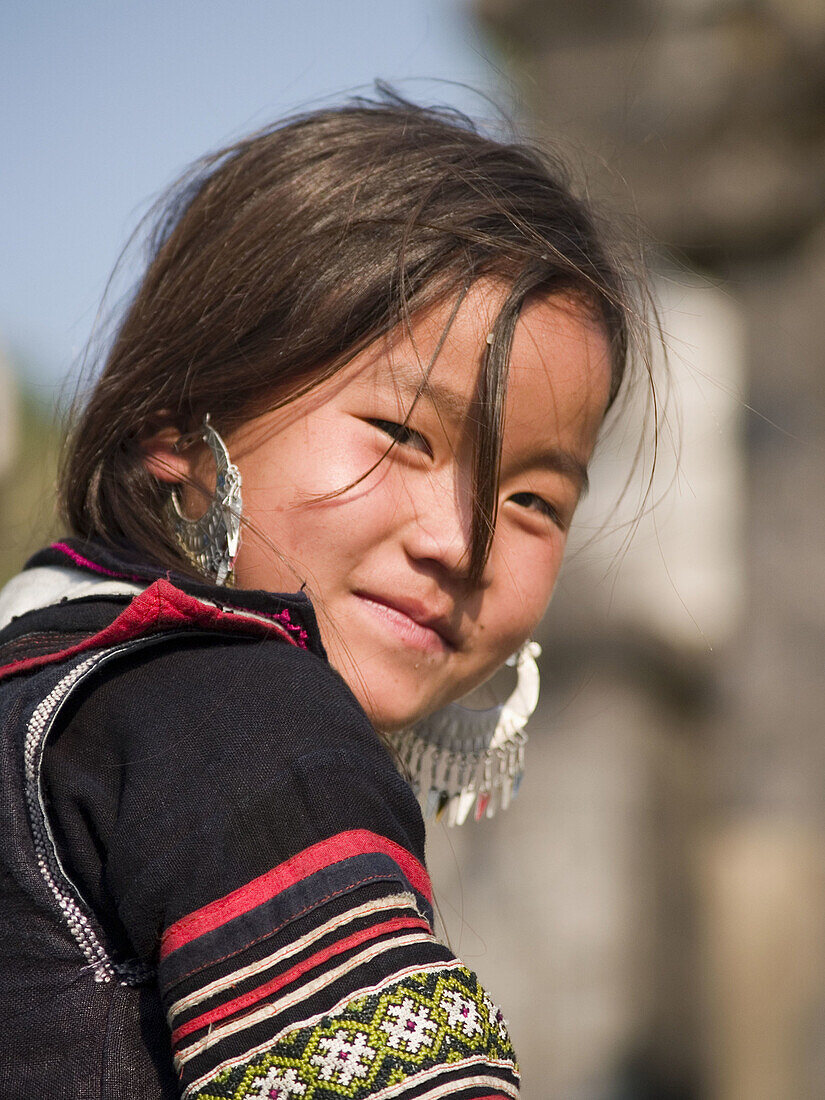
[358, 282, 612, 451]
[502, 293, 612, 447]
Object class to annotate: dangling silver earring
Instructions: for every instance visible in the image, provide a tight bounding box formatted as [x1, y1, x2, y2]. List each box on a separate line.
[166, 414, 242, 586]
[388, 640, 541, 826]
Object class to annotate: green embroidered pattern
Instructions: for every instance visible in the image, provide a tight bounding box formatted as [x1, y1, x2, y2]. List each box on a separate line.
[191, 966, 518, 1099]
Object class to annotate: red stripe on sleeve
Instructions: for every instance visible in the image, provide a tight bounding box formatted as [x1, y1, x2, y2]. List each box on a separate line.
[171, 913, 430, 1045]
[161, 829, 432, 958]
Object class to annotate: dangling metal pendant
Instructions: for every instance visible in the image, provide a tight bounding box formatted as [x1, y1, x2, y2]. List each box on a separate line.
[166, 414, 242, 586]
[389, 640, 541, 826]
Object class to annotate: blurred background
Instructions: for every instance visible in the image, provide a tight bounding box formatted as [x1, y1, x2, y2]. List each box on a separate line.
[3, 2, 824, 1096]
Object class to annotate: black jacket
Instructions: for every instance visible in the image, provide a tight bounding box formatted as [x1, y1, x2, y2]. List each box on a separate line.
[0, 540, 518, 1099]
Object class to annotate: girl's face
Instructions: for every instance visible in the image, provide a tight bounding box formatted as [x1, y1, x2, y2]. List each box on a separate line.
[182, 282, 612, 730]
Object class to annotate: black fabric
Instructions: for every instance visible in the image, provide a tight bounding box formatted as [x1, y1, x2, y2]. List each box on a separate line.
[0, 594, 133, 666]
[44, 631, 424, 962]
[0, 638, 188, 1098]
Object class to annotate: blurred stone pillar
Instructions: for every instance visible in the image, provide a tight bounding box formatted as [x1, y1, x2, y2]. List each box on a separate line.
[699, 823, 825, 1100]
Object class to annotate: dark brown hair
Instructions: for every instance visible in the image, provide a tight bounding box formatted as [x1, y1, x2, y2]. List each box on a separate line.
[61, 91, 634, 581]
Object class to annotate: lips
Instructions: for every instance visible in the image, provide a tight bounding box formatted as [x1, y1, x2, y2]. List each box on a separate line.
[353, 591, 459, 652]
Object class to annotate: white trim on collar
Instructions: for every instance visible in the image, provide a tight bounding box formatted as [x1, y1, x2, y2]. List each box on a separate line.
[0, 566, 145, 631]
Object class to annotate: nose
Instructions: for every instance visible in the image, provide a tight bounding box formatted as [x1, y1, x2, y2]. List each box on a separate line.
[402, 468, 482, 583]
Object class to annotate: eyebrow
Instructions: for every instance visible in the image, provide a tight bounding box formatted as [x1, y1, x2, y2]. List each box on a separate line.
[520, 448, 591, 497]
[388, 360, 591, 496]
[388, 360, 472, 421]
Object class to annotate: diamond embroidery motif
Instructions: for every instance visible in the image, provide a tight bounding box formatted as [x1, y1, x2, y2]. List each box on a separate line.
[192, 966, 518, 1100]
[380, 996, 438, 1054]
[247, 1065, 307, 1098]
[440, 988, 482, 1037]
[310, 1028, 376, 1086]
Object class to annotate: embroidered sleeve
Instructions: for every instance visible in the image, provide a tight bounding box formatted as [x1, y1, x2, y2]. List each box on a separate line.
[160, 830, 519, 1100]
[89, 639, 519, 1097]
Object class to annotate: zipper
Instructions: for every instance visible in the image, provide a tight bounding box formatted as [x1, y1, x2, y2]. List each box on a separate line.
[23, 631, 197, 984]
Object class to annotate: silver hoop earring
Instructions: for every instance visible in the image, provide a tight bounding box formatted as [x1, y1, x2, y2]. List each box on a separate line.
[388, 640, 541, 826]
[166, 414, 242, 586]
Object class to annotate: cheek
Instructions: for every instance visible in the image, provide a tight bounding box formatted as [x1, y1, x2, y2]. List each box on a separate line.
[243, 416, 366, 496]
[268, 466, 408, 572]
[481, 536, 566, 667]
[494, 531, 565, 614]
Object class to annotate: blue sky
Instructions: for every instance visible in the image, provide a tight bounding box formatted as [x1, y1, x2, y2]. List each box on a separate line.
[1, 1, 509, 394]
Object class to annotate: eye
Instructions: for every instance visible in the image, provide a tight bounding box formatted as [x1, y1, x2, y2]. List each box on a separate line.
[368, 418, 431, 455]
[508, 491, 565, 529]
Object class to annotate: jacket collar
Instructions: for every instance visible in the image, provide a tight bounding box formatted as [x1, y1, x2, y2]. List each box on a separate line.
[17, 538, 324, 656]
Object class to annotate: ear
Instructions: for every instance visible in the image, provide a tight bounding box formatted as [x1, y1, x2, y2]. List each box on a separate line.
[141, 427, 193, 485]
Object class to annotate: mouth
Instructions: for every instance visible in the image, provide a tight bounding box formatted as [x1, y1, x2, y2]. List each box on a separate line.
[353, 591, 459, 653]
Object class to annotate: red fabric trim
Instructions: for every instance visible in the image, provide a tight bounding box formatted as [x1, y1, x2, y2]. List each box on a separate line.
[0, 578, 297, 683]
[161, 830, 433, 958]
[171, 913, 430, 1045]
[49, 542, 309, 645]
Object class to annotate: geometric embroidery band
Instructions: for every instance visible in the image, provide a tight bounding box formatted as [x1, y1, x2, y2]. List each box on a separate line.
[187, 965, 519, 1099]
[176, 933, 438, 1070]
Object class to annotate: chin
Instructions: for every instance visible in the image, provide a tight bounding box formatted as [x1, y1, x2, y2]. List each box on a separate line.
[365, 707, 420, 736]
[356, 688, 436, 735]
[334, 655, 449, 733]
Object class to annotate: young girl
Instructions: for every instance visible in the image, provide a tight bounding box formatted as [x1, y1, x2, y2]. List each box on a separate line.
[0, 95, 632, 1099]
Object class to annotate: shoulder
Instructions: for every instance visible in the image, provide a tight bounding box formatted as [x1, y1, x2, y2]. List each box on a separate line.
[81, 627, 380, 770]
[67, 630, 425, 929]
